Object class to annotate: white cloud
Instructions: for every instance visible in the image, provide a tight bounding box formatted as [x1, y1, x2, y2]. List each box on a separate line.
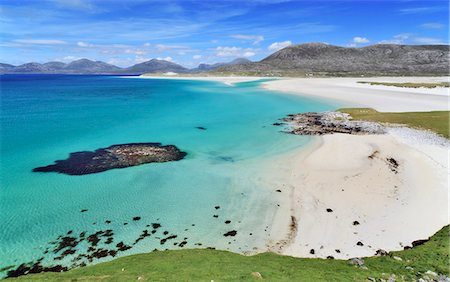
[419, 23, 445, 29]
[230, 34, 264, 44]
[268, 40, 292, 52]
[193, 55, 202, 59]
[214, 46, 258, 57]
[13, 39, 67, 45]
[352, 37, 370, 43]
[77, 41, 94, 47]
[157, 56, 174, 62]
[62, 55, 81, 62]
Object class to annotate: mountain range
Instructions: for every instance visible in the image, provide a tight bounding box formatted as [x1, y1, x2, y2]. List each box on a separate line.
[0, 57, 251, 75]
[215, 43, 449, 76]
[1, 43, 448, 75]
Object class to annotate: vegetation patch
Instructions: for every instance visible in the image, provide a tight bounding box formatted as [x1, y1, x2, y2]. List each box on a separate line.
[8, 225, 449, 281]
[338, 108, 449, 138]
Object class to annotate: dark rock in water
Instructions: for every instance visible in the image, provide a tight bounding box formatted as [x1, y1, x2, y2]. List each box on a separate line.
[196, 126, 207, 130]
[32, 143, 187, 175]
[213, 215, 218, 218]
[116, 242, 132, 252]
[133, 216, 141, 221]
[152, 223, 161, 229]
[215, 206, 220, 210]
[224, 230, 237, 237]
[6, 262, 68, 278]
[225, 220, 231, 224]
[80, 209, 88, 212]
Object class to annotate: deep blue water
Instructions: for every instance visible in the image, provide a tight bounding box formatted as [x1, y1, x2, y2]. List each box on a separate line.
[0, 74, 338, 274]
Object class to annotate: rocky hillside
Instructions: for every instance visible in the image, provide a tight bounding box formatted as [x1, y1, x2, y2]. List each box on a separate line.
[191, 58, 251, 72]
[121, 59, 188, 74]
[216, 43, 450, 76]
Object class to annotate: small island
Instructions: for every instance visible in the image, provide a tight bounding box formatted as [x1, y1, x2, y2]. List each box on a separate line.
[33, 143, 187, 175]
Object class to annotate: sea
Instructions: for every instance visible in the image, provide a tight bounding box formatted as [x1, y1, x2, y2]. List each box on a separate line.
[0, 74, 338, 275]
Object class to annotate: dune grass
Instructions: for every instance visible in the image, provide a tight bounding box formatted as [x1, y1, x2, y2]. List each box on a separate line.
[357, 81, 450, 88]
[8, 225, 449, 281]
[338, 108, 449, 138]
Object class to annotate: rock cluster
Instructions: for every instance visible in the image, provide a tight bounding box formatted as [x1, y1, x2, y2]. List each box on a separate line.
[277, 111, 385, 135]
[33, 143, 187, 175]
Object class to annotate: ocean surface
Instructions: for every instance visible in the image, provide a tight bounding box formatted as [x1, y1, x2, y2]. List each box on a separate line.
[0, 74, 338, 274]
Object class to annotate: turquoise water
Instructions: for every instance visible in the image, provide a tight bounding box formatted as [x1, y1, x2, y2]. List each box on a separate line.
[0, 75, 338, 273]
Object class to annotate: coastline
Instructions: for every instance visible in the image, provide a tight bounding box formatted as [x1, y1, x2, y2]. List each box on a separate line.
[135, 75, 449, 259]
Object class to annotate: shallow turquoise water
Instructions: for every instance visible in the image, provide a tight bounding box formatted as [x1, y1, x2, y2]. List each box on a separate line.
[0, 75, 338, 273]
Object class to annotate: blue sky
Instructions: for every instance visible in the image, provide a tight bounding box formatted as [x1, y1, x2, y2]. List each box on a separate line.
[0, 0, 448, 67]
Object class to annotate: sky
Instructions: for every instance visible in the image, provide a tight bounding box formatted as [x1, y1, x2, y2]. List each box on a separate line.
[0, 0, 448, 67]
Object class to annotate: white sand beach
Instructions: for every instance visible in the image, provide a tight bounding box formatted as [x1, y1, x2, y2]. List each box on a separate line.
[262, 77, 449, 112]
[140, 75, 449, 259]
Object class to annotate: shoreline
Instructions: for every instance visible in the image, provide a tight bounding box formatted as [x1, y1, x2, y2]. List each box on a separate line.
[264, 129, 448, 259]
[134, 75, 449, 259]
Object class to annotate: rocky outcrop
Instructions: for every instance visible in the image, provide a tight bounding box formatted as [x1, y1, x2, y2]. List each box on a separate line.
[33, 143, 187, 175]
[276, 111, 385, 135]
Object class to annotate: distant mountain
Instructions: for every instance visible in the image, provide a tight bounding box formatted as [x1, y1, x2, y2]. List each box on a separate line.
[11, 62, 54, 73]
[0, 63, 16, 72]
[191, 58, 251, 72]
[216, 43, 450, 75]
[0, 59, 121, 74]
[63, 59, 121, 73]
[43, 61, 67, 70]
[122, 59, 188, 74]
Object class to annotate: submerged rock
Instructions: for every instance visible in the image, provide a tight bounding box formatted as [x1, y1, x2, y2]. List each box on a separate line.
[278, 111, 385, 135]
[33, 143, 187, 175]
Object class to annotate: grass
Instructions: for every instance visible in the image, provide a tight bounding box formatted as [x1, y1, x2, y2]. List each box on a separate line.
[338, 108, 450, 138]
[357, 81, 450, 88]
[8, 225, 449, 281]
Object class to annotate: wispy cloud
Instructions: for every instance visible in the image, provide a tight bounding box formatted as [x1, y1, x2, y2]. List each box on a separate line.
[379, 33, 446, 45]
[214, 46, 258, 57]
[268, 40, 292, 51]
[13, 39, 67, 45]
[230, 34, 264, 44]
[419, 22, 445, 29]
[399, 6, 442, 14]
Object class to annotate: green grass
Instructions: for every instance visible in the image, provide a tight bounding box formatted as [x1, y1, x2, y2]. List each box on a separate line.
[338, 108, 450, 138]
[357, 81, 450, 88]
[8, 226, 449, 281]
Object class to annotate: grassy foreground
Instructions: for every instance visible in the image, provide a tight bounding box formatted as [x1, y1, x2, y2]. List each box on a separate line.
[338, 108, 450, 138]
[8, 225, 449, 281]
[357, 81, 450, 88]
